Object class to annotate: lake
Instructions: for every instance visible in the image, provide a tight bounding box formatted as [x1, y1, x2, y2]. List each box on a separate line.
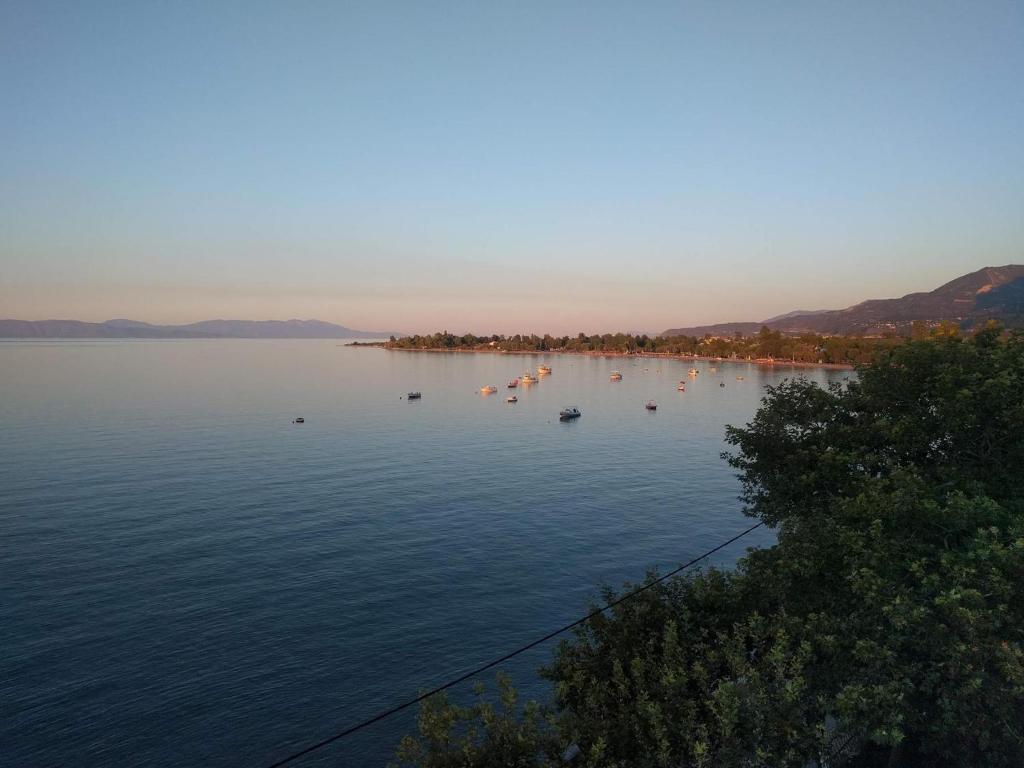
[0, 340, 849, 766]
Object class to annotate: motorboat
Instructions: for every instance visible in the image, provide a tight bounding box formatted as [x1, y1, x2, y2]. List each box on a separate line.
[507, 378, 519, 388]
[677, 382, 686, 391]
[407, 392, 422, 400]
[559, 406, 582, 421]
[720, 382, 725, 387]
[538, 365, 552, 375]
[480, 385, 497, 394]
[293, 417, 305, 423]
[688, 368, 699, 376]
[609, 371, 623, 381]
[522, 373, 538, 384]
[736, 376, 745, 381]
[507, 395, 518, 403]
[645, 400, 657, 411]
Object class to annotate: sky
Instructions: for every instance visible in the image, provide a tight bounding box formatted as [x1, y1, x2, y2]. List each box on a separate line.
[1, 0, 1022, 335]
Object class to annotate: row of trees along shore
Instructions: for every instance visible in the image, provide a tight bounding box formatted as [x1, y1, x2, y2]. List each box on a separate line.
[393, 324, 1024, 767]
[384, 322, 965, 366]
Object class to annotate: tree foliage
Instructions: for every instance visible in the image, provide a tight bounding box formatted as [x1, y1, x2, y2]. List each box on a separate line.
[392, 673, 563, 768]
[384, 328, 908, 366]
[394, 329, 1024, 767]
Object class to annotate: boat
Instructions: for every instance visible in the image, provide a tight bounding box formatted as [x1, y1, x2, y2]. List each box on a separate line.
[293, 417, 305, 423]
[507, 378, 519, 388]
[736, 376, 745, 381]
[688, 368, 699, 376]
[677, 382, 686, 391]
[645, 400, 657, 411]
[480, 385, 497, 394]
[609, 371, 623, 381]
[559, 406, 582, 421]
[720, 382, 725, 387]
[522, 373, 538, 384]
[507, 395, 518, 403]
[407, 392, 422, 400]
[538, 365, 552, 375]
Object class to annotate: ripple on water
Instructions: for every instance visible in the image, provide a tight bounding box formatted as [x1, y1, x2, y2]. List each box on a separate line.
[0, 341, 845, 766]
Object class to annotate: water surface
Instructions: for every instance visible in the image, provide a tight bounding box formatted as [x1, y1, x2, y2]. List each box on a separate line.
[0, 340, 848, 766]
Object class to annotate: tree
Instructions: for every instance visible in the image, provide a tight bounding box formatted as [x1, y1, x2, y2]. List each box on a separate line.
[392, 673, 563, 768]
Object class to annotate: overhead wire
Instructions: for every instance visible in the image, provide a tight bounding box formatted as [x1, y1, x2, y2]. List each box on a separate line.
[265, 520, 765, 767]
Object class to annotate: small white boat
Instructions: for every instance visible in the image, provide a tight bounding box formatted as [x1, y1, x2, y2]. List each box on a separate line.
[645, 400, 657, 411]
[559, 406, 582, 420]
[609, 371, 623, 381]
[736, 376, 745, 381]
[522, 373, 538, 384]
[688, 368, 699, 376]
[677, 382, 686, 391]
[538, 365, 552, 375]
[480, 385, 497, 394]
[507, 378, 519, 388]
[507, 395, 518, 403]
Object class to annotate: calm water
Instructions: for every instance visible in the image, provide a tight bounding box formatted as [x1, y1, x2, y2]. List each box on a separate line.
[1, 340, 848, 766]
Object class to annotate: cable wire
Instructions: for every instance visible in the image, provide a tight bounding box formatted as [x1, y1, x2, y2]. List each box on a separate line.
[265, 520, 764, 767]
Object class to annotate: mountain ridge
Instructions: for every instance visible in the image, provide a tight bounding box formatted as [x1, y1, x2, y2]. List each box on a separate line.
[0, 318, 398, 339]
[664, 265, 1024, 337]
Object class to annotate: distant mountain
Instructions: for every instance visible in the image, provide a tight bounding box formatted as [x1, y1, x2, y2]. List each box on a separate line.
[760, 309, 831, 324]
[174, 319, 396, 338]
[0, 318, 397, 339]
[661, 321, 767, 338]
[103, 319, 164, 329]
[664, 265, 1024, 337]
[0, 320, 215, 338]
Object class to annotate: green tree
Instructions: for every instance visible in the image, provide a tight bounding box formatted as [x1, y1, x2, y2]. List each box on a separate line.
[392, 673, 563, 768]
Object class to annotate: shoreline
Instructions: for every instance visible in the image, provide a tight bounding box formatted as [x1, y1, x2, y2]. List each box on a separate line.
[354, 344, 855, 371]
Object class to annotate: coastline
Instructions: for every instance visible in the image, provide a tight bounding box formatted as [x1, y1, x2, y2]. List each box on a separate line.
[352, 344, 855, 371]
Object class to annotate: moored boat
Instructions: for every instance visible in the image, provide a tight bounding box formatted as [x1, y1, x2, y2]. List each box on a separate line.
[507, 378, 519, 388]
[645, 400, 657, 411]
[538, 365, 552, 375]
[736, 376, 744, 381]
[677, 382, 686, 391]
[609, 371, 623, 381]
[507, 395, 518, 403]
[688, 368, 699, 376]
[480, 385, 497, 394]
[559, 406, 582, 420]
[293, 417, 305, 423]
[522, 373, 538, 384]
[407, 392, 422, 400]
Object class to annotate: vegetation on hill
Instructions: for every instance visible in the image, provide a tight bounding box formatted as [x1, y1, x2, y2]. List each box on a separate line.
[384, 326, 932, 366]
[393, 325, 1024, 767]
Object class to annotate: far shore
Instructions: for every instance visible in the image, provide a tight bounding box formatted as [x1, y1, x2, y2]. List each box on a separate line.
[350, 343, 855, 371]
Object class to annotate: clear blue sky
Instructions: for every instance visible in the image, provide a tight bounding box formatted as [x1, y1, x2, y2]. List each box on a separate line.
[2, 0, 1022, 334]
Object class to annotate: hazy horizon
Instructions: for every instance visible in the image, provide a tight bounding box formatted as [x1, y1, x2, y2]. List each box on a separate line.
[3, 260, 1022, 337]
[3, 1, 1022, 335]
